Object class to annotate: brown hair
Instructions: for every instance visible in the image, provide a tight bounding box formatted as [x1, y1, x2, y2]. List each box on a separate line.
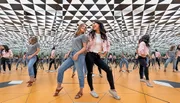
[31, 36, 38, 45]
[75, 24, 86, 37]
[169, 45, 175, 51]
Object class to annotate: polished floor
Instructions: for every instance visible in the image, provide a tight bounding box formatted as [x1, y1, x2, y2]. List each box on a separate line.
[0, 63, 180, 103]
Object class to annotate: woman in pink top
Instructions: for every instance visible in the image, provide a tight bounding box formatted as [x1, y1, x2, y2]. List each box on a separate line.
[175, 45, 180, 71]
[48, 46, 56, 72]
[1, 45, 13, 73]
[85, 21, 120, 100]
[138, 35, 153, 87]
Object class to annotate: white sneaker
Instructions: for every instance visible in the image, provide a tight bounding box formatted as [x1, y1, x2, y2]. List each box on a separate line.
[140, 79, 146, 82]
[109, 90, 120, 100]
[92, 74, 95, 77]
[146, 81, 153, 87]
[90, 91, 99, 98]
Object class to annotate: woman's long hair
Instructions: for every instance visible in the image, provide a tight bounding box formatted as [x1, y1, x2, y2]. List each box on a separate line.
[3, 45, 9, 52]
[139, 35, 150, 47]
[52, 46, 55, 50]
[75, 24, 86, 37]
[177, 45, 180, 50]
[89, 20, 107, 41]
[169, 45, 175, 51]
[31, 36, 38, 45]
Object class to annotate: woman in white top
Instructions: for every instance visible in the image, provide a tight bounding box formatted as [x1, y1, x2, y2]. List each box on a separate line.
[1, 45, 13, 73]
[151, 52, 156, 69]
[48, 46, 56, 72]
[175, 45, 180, 71]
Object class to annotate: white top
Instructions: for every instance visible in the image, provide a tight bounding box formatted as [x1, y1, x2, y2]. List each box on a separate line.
[2, 49, 13, 58]
[92, 33, 102, 53]
[50, 50, 55, 58]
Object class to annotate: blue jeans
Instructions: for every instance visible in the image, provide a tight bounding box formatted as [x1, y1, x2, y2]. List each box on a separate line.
[119, 58, 128, 69]
[16, 58, 23, 68]
[73, 56, 87, 75]
[164, 56, 177, 69]
[57, 51, 85, 88]
[28, 56, 37, 77]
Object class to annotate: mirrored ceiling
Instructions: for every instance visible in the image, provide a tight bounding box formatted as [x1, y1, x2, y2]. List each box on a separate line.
[0, 0, 180, 55]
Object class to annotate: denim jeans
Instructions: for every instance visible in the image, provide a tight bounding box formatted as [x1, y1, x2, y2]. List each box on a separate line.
[28, 56, 37, 77]
[119, 58, 128, 69]
[72, 55, 87, 75]
[164, 56, 176, 69]
[57, 51, 85, 88]
[16, 58, 23, 68]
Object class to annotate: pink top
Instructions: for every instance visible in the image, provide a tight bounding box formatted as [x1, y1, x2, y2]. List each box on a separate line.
[2, 49, 13, 58]
[87, 35, 110, 53]
[50, 50, 55, 58]
[138, 41, 149, 57]
[155, 52, 161, 58]
[177, 50, 180, 56]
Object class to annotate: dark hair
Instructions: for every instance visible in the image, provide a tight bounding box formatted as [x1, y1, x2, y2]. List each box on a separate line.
[139, 35, 150, 47]
[155, 49, 157, 52]
[52, 46, 55, 50]
[3, 45, 9, 52]
[89, 20, 107, 41]
[152, 51, 155, 55]
[177, 45, 180, 50]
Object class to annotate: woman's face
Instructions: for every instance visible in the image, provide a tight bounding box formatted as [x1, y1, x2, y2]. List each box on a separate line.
[92, 22, 99, 31]
[28, 38, 32, 44]
[80, 24, 86, 34]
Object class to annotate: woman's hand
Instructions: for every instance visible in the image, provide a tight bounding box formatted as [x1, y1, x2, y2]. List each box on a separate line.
[73, 53, 79, 61]
[28, 55, 33, 59]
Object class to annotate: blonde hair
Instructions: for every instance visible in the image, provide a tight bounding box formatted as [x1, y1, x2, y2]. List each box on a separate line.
[31, 36, 38, 45]
[75, 24, 86, 37]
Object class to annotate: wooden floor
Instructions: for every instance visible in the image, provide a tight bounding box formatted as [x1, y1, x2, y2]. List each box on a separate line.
[0, 63, 180, 103]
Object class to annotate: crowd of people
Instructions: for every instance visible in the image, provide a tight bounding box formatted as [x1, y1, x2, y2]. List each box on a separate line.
[0, 20, 180, 100]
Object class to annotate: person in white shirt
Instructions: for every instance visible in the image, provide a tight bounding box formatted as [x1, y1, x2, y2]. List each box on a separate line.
[48, 46, 56, 72]
[1, 45, 13, 73]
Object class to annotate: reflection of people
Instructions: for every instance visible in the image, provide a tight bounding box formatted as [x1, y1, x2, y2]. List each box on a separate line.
[85, 21, 120, 100]
[164, 46, 176, 72]
[119, 52, 129, 72]
[175, 45, 180, 71]
[48, 46, 56, 72]
[26, 36, 40, 87]
[1, 45, 13, 73]
[54, 24, 87, 99]
[155, 49, 161, 69]
[138, 35, 153, 87]
[0, 44, 4, 73]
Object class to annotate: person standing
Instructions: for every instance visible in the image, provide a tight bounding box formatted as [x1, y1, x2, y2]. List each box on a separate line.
[85, 21, 120, 100]
[1, 45, 13, 74]
[54, 24, 87, 99]
[138, 35, 153, 87]
[48, 46, 56, 72]
[175, 45, 180, 71]
[155, 49, 161, 69]
[164, 46, 177, 72]
[119, 52, 129, 72]
[26, 36, 40, 87]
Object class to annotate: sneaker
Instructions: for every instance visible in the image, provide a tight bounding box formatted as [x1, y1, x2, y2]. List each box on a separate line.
[90, 91, 99, 98]
[146, 81, 153, 87]
[99, 74, 103, 78]
[140, 79, 146, 82]
[109, 90, 120, 100]
[92, 74, 95, 77]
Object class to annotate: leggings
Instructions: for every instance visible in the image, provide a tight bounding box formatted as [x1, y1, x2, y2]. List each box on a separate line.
[85, 52, 115, 91]
[156, 58, 160, 68]
[175, 56, 180, 71]
[138, 56, 149, 80]
[1, 57, 11, 71]
[49, 58, 56, 70]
